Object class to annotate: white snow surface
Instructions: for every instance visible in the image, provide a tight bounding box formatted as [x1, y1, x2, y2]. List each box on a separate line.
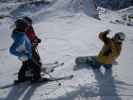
[0, 0, 133, 100]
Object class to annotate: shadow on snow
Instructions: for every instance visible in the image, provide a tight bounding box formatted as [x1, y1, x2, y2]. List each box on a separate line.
[45, 63, 133, 100]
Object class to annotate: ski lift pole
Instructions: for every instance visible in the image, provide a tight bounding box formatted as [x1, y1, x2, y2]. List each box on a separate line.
[92, 0, 100, 19]
[79, 0, 84, 12]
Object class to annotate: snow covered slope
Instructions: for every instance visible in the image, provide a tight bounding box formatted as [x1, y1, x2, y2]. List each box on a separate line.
[0, 0, 133, 100]
[99, 6, 133, 26]
[0, 0, 98, 24]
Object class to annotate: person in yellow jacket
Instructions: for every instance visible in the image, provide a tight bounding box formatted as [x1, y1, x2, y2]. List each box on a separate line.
[93, 29, 126, 70]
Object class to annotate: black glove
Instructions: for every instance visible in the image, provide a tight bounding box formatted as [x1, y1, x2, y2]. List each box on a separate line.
[37, 37, 41, 43]
[33, 37, 41, 43]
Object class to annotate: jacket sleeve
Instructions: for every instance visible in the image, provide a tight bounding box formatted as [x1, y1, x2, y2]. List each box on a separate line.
[10, 33, 32, 59]
[9, 38, 25, 58]
[99, 31, 111, 44]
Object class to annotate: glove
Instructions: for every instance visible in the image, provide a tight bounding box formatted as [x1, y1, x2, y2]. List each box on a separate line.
[33, 37, 41, 43]
[37, 37, 41, 43]
[32, 37, 41, 47]
[19, 56, 28, 62]
[32, 42, 38, 47]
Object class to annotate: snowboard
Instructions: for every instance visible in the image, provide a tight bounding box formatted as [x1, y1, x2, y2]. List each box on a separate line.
[75, 56, 118, 65]
[0, 75, 74, 89]
[75, 56, 96, 65]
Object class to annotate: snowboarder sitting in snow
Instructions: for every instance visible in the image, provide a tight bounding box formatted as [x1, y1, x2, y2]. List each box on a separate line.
[23, 16, 42, 67]
[75, 29, 125, 71]
[10, 19, 41, 83]
[93, 29, 126, 70]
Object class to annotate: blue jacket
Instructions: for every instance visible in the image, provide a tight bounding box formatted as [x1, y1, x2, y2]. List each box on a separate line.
[10, 31, 32, 60]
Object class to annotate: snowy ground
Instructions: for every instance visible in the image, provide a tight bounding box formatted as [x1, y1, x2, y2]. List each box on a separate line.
[0, 0, 133, 100]
[99, 6, 133, 26]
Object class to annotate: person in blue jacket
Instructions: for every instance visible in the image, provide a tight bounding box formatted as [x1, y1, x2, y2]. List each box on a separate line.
[10, 19, 41, 83]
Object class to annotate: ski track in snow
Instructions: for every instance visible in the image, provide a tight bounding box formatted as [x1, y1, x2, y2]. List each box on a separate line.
[0, 0, 133, 100]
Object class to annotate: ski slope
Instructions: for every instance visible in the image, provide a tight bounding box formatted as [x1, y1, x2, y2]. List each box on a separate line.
[0, 0, 133, 100]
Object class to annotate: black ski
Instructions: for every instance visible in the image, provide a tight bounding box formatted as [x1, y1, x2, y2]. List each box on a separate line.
[0, 75, 74, 89]
[13, 61, 63, 76]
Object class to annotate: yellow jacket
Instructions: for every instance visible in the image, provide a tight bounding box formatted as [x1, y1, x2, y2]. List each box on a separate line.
[96, 32, 122, 64]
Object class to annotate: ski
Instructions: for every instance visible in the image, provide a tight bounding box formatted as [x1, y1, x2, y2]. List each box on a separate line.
[0, 75, 74, 89]
[32, 74, 74, 84]
[13, 61, 63, 76]
[42, 61, 58, 66]
[41, 62, 64, 74]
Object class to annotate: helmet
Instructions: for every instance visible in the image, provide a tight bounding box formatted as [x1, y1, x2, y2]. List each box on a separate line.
[114, 32, 126, 42]
[15, 19, 28, 30]
[23, 16, 32, 24]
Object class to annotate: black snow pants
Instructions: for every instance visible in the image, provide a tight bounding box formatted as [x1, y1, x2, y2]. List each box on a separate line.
[18, 47, 42, 81]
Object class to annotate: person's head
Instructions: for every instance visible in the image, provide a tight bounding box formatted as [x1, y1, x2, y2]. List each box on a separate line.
[15, 19, 28, 32]
[113, 32, 126, 44]
[23, 16, 32, 26]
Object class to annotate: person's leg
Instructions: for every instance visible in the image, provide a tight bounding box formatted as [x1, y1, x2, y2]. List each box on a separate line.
[90, 58, 101, 69]
[32, 47, 42, 66]
[103, 64, 112, 70]
[29, 59, 41, 80]
[18, 61, 29, 81]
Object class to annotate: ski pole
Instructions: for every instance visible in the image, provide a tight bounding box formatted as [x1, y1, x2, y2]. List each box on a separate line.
[33, 46, 62, 86]
[32, 58, 61, 86]
[45, 72, 61, 86]
[35, 47, 40, 57]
